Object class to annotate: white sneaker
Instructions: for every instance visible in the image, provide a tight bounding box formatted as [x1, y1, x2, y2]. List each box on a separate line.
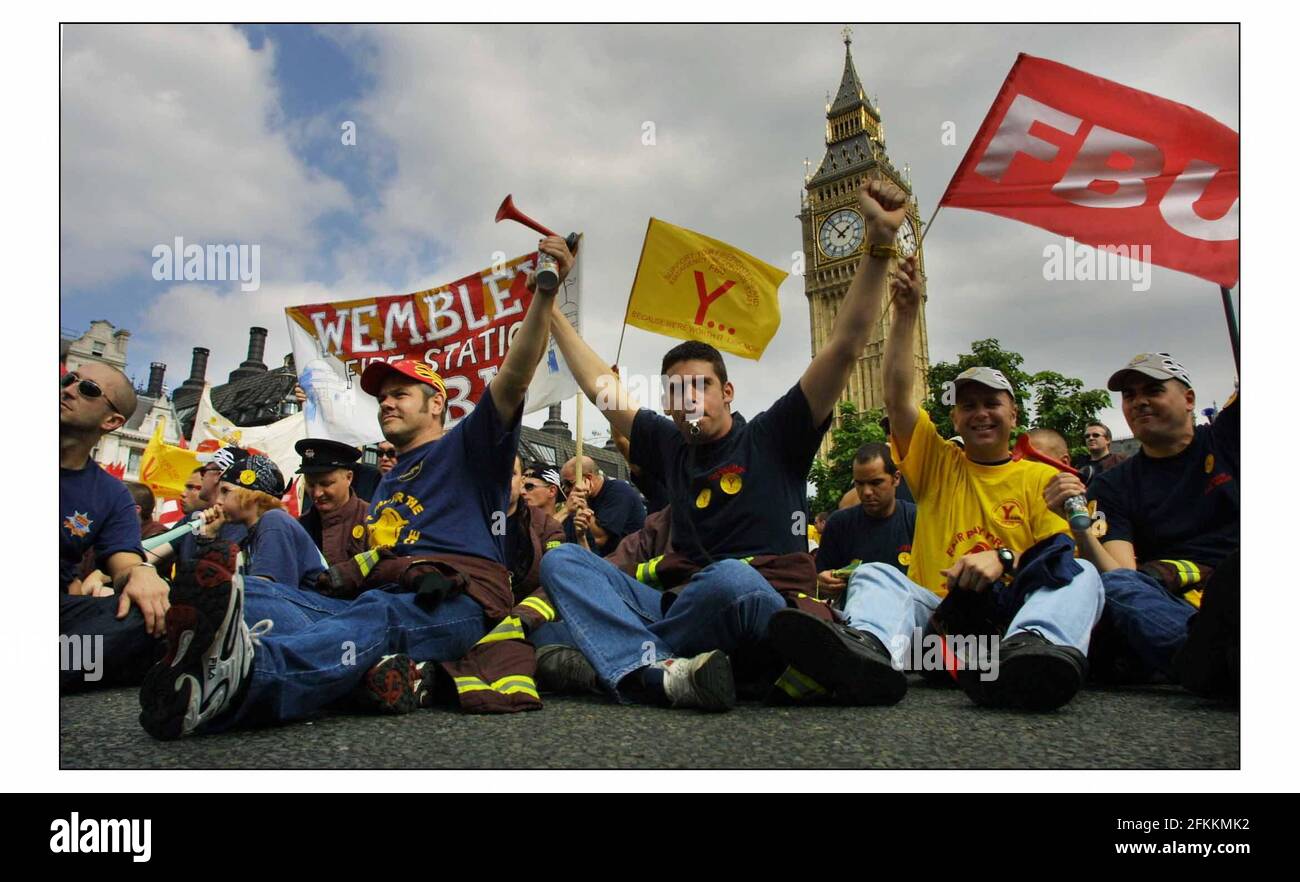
[660, 650, 736, 712]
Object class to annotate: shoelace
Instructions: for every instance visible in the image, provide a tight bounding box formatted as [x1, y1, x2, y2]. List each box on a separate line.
[248, 620, 274, 646]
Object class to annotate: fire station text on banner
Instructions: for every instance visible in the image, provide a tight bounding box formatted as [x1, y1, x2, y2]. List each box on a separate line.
[625, 218, 786, 361]
[285, 243, 582, 448]
[940, 53, 1238, 288]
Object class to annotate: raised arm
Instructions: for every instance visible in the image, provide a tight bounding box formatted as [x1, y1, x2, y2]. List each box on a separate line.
[883, 254, 923, 459]
[800, 179, 910, 425]
[547, 301, 640, 440]
[489, 236, 574, 420]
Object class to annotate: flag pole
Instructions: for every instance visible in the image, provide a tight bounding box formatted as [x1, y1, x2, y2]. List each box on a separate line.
[1220, 285, 1240, 373]
[615, 218, 655, 368]
[919, 202, 942, 246]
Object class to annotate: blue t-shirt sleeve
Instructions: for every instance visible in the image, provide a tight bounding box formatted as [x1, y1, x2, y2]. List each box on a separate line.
[248, 511, 311, 587]
[96, 479, 145, 567]
[751, 383, 833, 476]
[459, 384, 524, 480]
[1211, 395, 1240, 476]
[629, 408, 678, 482]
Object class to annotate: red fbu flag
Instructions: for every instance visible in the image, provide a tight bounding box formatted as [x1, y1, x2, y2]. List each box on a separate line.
[941, 54, 1238, 287]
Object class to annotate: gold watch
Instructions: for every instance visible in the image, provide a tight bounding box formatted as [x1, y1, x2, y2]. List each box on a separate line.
[867, 242, 899, 260]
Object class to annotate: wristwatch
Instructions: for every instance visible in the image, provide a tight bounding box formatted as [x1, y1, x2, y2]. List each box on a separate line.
[867, 242, 899, 260]
[996, 547, 1016, 579]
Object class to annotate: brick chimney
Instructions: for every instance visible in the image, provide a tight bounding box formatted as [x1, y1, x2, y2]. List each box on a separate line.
[179, 347, 209, 391]
[228, 327, 269, 383]
[147, 362, 166, 398]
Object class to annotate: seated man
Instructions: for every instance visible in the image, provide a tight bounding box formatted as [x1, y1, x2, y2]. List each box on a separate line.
[295, 437, 370, 567]
[521, 463, 564, 517]
[59, 363, 172, 692]
[540, 179, 912, 711]
[559, 455, 646, 555]
[1047, 353, 1238, 698]
[137, 235, 576, 737]
[814, 442, 917, 602]
[768, 258, 1104, 711]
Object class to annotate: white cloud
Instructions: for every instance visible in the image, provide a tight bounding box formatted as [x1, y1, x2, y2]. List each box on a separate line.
[60, 25, 350, 289]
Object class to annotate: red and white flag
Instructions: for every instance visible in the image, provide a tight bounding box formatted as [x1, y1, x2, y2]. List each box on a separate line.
[941, 54, 1238, 288]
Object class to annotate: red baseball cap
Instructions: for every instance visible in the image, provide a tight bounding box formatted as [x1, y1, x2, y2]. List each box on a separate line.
[360, 358, 447, 398]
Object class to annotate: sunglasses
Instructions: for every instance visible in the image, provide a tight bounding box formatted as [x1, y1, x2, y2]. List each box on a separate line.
[61, 372, 123, 415]
[1084, 433, 1106, 439]
[376, 449, 398, 459]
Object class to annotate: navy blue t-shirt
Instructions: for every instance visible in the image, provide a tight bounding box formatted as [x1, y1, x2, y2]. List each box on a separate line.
[365, 386, 522, 565]
[815, 500, 917, 575]
[241, 509, 326, 590]
[630, 382, 831, 564]
[563, 476, 647, 555]
[59, 460, 144, 591]
[1088, 398, 1239, 567]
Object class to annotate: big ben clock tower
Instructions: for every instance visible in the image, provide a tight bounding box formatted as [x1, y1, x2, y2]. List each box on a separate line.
[800, 27, 930, 458]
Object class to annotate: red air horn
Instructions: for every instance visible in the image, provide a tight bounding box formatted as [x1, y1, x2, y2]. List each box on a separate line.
[494, 194, 579, 292]
[1010, 433, 1092, 531]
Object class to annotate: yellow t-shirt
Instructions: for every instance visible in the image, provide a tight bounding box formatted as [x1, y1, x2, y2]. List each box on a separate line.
[897, 410, 1069, 598]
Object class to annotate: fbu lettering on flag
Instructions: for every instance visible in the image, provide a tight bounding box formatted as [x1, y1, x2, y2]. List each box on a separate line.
[941, 53, 1238, 288]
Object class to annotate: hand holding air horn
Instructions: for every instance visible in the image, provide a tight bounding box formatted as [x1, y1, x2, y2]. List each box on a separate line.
[494, 194, 580, 292]
[1011, 433, 1093, 531]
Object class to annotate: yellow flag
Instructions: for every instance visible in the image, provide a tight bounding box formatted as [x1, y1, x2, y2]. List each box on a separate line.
[139, 417, 200, 501]
[624, 218, 787, 360]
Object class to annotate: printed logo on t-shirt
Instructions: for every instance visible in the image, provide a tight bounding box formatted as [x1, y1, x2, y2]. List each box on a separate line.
[62, 512, 92, 538]
[993, 500, 1025, 528]
[1204, 454, 1215, 474]
[367, 505, 412, 549]
[397, 462, 423, 482]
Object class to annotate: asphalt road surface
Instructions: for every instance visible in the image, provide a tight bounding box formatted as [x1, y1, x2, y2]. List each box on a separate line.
[61, 679, 1237, 770]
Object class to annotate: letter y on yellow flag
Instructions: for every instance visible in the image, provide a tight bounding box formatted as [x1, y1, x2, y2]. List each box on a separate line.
[625, 218, 787, 360]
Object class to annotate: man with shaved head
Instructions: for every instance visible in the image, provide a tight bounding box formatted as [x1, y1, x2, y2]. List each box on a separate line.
[559, 454, 646, 556]
[60, 362, 172, 691]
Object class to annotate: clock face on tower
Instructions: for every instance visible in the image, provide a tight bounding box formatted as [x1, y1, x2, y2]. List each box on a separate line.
[896, 215, 918, 258]
[818, 208, 864, 259]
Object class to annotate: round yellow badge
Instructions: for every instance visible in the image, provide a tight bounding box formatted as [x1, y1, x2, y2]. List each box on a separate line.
[1204, 454, 1215, 474]
[351, 525, 365, 540]
[695, 488, 712, 509]
[898, 551, 912, 567]
[720, 473, 743, 495]
[239, 469, 257, 486]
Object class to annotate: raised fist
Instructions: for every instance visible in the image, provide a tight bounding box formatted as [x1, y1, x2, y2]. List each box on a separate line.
[859, 178, 910, 244]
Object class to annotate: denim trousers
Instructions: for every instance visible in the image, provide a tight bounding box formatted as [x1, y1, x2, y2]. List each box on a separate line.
[842, 560, 1105, 670]
[219, 576, 486, 728]
[539, 544, 786, 698]
[1098, 568, 1197, 677]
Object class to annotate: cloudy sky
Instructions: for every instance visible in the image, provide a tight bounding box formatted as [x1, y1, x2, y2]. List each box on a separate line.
[59, 23, 1239, 439]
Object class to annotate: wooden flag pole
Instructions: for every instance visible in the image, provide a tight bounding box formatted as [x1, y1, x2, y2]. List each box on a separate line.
[1220, 286, 1240, 373]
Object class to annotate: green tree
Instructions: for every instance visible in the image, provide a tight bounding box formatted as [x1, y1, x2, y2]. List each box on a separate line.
[922, 339, 1109, 455]
[807, 400, 885, 514]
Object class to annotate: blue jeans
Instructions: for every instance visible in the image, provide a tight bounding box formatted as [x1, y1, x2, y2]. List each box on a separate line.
[842, 560, 1105, 669]
[1099, 568, 1197, 677]
[221, 578, 486, 728]
[539, 544, 786, 699]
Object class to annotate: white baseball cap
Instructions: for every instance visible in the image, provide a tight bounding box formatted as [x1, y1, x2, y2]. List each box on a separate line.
[1107, 352, 1192, 391]
[953, 366, 1015, 395]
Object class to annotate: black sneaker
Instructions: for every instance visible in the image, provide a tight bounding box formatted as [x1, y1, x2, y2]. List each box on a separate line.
[535, 644, 602, 695]
[354, 654, 436, 714]
[139, 545, 266, 740]
[767, 609, 907, 706]
[960, 630, 1086, 711]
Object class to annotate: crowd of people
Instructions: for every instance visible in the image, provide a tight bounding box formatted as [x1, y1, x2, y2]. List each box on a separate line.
[58, 180, 1239, 742]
